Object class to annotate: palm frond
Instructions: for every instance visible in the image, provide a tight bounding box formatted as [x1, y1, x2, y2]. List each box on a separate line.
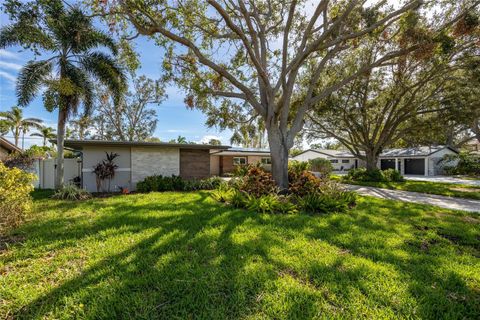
[63, 63, 94, 115]
[75, 30, 118, 56]
[81, 52, 127, 100]
[0, 23, 55, 50]
[17, 60, 53, 106]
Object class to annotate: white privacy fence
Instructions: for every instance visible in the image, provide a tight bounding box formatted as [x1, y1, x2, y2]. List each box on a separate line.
[30, 158, 82, 189]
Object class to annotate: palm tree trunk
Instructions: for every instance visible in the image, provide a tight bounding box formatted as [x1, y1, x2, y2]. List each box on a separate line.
[14, 127, 19, 147]
[22, 131, 25, 150]
[43, 136, 46, 147]
[56, 107, 67, 189]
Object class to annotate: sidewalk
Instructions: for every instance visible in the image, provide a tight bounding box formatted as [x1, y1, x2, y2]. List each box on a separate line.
[346, 185, 480, 213]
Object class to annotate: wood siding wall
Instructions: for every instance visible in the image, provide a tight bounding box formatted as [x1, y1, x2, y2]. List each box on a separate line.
[220, 156, 234, 175]
[180, 149, 211, 179]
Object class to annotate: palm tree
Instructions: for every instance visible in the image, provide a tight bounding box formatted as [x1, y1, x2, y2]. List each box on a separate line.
[31, 126, 56, 147]
[0, 1, 126, 188]
[0, 106, 43, 148]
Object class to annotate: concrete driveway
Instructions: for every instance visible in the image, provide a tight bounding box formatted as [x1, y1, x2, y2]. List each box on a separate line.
[404, 175, 480, 187]
[346, 185, 480, 213]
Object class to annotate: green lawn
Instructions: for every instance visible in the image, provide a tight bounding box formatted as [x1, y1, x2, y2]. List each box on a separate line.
[342, 180, 480, 200]
[1, 191, 479, 319]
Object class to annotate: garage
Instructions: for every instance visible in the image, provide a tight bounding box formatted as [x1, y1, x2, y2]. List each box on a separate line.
[404, 159, 425, 175]
[380, 159, 396, 170]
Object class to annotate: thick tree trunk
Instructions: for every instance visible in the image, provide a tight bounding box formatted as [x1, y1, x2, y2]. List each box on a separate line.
[56, 107, 67, 189]
[267, 126, 290, 191]
[14, 128, 19, 147]
[365, 149, 378, 171]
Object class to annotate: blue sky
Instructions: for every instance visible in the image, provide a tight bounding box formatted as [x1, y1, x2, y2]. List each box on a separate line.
[0, 9, 233, 148]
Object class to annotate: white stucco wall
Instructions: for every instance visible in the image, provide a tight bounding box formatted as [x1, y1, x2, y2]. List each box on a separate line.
[82, 146, 132, 192]
[131, 147, 180, 188]
[428, 148, 458, 175]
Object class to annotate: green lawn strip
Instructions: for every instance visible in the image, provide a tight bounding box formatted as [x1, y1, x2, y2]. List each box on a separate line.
[343, 180, 480, 200]
[1, 192, 479, 319]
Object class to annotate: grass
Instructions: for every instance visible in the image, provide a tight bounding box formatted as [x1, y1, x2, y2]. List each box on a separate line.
[1, 191, 479, 319]
[341, 180, 480, 200]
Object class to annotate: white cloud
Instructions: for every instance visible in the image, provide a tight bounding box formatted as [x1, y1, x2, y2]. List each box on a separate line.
[166, 129, 188, 133]
[0, 70, 16, 83]
[0, 49, 21, 60]
[0, 61, 22, 71]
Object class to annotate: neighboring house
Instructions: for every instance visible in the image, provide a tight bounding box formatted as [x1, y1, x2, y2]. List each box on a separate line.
[292, 146, 458, 176]
[0, 137, 21, 160]
[464, 139, 480, 154]
[63, 140, 228, 192]
[210, 147, 272, 176]
[292, 149, 362, 171]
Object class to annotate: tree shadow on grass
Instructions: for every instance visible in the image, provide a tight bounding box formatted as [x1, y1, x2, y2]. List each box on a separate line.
[7, 193, 480, 319]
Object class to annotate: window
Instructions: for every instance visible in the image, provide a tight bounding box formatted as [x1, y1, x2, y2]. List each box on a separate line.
[261, 157, 271, 165]
[233, 157, 247, 165]
[330, 159, 338, 164]
[342, 159, 350, 163]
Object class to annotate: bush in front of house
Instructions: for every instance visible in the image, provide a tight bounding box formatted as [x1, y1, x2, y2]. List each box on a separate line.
[308, 158, 334, 177]
[344, 168, 404, 182]
[136, 175, 223, 193]
[288, 160, 311, 175]
[0, 162, 35, 232]
[440, 153, 480, 176]
[52, 184, 92, 201]
[212, 165, 356, 215]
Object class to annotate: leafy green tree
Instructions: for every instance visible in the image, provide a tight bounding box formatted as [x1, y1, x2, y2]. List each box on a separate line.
[0, 106, 43, 148]
[306, 11, 479, 170]
[207, 138, 222, 146]
[1, 0, 126, 187]
[30, 126, 56, 147]
[170, 136, 187, 144]
[70, 115, 92, 140]
[92, 0, 446, 189]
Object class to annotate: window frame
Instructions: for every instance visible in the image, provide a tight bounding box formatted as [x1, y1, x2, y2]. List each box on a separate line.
[260, 157, 272, 165]
[330, 159, 339, 164]
[233, 157, 247, 165]
[341, 159, 350, 164]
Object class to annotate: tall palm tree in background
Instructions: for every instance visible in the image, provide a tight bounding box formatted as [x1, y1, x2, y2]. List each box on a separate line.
[0, 106, 43, 148]
[31, 126, 56, 147]
[0, 0, 126, 188]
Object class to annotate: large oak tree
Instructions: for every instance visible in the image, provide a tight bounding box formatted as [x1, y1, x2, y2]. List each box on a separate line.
[91, 0, 447, 189]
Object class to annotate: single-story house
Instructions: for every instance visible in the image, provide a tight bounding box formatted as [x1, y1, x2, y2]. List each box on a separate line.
[210, 147, 271, 176]
[292, 149, 363, 171]
[292, 146, 458, 176]
[63, 140, 229, 192]
[0, 137, 21, 160]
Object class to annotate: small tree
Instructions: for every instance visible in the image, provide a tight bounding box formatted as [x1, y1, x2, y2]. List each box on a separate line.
[92, 152, 119, 192]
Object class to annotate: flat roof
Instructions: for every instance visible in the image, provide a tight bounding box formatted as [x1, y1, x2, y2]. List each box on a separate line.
[211, 147, 271, 156]
[58, 139, 230, 150]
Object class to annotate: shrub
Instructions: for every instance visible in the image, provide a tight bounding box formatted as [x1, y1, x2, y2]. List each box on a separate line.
[92, 152, 119, 192]
[297, 183, 356, 214]
[440, 153, 480, 176]
[52, 184, 92, 201]
[288, 170, 323, 196]
[288, 160, 311, 175]
[0, 162, 35, 232]
[238, 166, 277, 197]
[3, 152, 35, 170]
[211, 183, 234, 202]
[244, 193, 298, 214]
[137, 175, 223, 193]
[344, 168, 403, 182]
[382, 169, 405, 182]
[308, 158, 333, 177]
